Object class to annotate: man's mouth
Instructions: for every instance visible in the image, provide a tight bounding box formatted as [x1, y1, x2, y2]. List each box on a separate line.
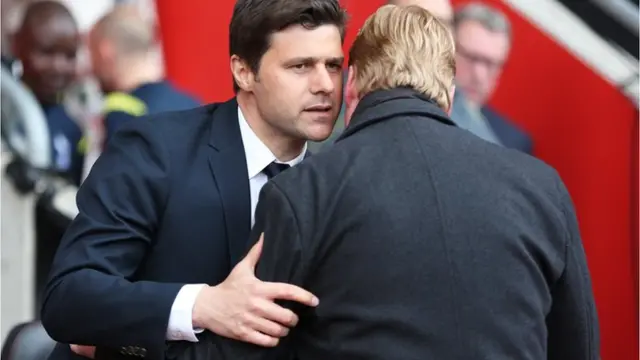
[305, 104, 332, 112]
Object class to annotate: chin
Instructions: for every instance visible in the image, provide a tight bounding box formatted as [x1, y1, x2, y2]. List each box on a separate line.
[305, 127, 334, 142]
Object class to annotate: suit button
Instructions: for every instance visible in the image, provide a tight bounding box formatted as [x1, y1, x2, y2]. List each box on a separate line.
[173, 331, 182, 339]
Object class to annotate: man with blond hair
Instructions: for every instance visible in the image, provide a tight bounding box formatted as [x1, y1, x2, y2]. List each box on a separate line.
[165, 4, 598, 360]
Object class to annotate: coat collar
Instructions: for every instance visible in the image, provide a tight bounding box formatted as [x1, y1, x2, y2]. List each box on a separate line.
[337, 88, 456, 142]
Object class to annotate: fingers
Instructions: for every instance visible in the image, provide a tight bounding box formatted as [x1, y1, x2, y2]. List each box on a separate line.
[70, 345, 96, 359]
[242, 330, 279, 348]
[261, 282, 320, 307]
[253, 298, 299, 327]
[247, 313, 290, 338]
[242, 234, 264, 269]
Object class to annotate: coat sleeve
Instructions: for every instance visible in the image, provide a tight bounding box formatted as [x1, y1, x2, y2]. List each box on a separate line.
[546, 177, 600, 360]
[40, 117, 185, 357]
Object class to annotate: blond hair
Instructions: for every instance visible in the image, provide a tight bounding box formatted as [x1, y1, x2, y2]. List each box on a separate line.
[349, 4, 456, 110]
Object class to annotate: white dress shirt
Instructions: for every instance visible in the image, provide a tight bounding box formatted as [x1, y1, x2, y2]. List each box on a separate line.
[165, 107, 307, 342]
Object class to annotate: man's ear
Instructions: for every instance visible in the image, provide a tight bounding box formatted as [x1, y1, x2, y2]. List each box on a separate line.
[230, 55, 255, 92]
[345, 66, 358, 105]
[446, 85, 456, 115]
[343, 66, 360, 126]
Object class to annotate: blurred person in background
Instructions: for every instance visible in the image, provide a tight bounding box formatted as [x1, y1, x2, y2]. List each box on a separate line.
[11, 0, 83, 182]
[450, 2, 532, 154]
[87, 4, 200, 144]
[10, 0, 84, 312]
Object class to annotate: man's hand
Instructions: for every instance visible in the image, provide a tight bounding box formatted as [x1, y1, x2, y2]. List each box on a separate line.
[192, 234, 319, 347]
[70, 344, 96, 358]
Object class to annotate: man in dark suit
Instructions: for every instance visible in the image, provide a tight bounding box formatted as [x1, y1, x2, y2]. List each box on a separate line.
[40, 0, 347, 358]
[450, 88, 532, 153]
[450, 2, 533, 154]
[191, 5, 599, 359]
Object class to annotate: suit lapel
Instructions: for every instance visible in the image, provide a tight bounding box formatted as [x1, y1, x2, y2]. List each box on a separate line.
[207, 98, 252, 266]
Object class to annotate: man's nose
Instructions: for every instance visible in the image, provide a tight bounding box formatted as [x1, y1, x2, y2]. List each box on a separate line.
[51, 54, 71, 73]
[310, 66, 335, 94]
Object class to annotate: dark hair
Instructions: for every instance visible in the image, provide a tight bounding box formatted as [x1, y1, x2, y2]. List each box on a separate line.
[229, 0, 348, 92]
[19, 0, 76, 31]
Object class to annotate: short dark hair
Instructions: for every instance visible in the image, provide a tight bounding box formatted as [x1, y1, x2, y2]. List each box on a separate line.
[229, 0, 348, 92]
[19, 0, 76, 32]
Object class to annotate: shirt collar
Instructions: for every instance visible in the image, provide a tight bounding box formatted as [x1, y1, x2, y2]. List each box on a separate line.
[238, 107, 307, 179]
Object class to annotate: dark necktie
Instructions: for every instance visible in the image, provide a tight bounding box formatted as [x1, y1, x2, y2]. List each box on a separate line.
[262, 161, 290, 179]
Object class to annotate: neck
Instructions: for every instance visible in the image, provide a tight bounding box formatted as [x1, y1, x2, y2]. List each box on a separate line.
[113, 54, 164, 92]
[236, 91, 306, 162]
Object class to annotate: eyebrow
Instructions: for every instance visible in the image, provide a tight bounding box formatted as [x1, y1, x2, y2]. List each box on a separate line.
[284, 56, 345, 65]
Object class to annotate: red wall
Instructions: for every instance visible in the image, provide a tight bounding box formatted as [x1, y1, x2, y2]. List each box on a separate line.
[156, 1, 639, 359]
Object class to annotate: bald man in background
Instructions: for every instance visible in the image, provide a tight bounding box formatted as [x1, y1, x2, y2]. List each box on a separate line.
[87, 5, 200, 145]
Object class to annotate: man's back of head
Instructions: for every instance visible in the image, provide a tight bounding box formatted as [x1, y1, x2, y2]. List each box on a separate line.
[91, 5, 156, 59]
[344, 4, 455, 122]
[89, 5, 161, 93]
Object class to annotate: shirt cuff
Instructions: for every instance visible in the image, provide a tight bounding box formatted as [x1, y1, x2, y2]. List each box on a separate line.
[166, 284, 207, 342]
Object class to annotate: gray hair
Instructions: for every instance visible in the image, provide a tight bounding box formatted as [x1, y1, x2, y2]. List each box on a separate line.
[453, 2, 511, 39]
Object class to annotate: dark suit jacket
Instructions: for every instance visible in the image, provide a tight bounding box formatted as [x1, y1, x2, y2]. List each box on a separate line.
[482, 105, 533, 155]
[195, 88, 599, 359]
[40, 98, 255, 359]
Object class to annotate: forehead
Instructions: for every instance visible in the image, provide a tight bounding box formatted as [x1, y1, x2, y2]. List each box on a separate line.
[29, 15, 79, 45]
[456, 20, 509, 58]
[267, 24, 343, 61]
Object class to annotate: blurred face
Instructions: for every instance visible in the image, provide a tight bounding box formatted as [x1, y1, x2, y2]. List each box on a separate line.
[15, 15, 80, 105]
[236, 24, 344, 142]
[454, 20, 509, 105]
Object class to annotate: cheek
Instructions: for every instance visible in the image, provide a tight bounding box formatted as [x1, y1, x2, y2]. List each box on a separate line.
[30, 54, 51, 72]
[273, 73, 308, 104]
[63, 60, 77, 74]
[455, 61, 472, 79]
[331, 73, 343, 97]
